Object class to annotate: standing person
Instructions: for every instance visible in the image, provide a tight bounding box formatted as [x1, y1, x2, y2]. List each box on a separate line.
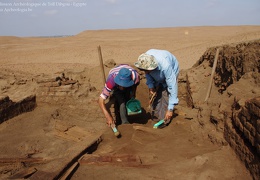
[98, 64, 140, 127]
[134, 49, 179, 125]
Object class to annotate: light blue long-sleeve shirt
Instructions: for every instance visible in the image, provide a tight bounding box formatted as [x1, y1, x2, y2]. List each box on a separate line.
[145, 49, 179, 110]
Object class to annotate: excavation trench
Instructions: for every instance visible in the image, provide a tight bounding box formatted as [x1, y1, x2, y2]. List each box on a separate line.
[60, 40, 259, 179]
[0, 40, 259, 179]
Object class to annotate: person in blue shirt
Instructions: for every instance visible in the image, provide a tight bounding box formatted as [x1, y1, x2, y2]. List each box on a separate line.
[134, 49, 179, 125]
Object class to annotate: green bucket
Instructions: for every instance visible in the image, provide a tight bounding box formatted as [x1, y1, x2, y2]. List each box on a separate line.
[126, 98, 142, 115]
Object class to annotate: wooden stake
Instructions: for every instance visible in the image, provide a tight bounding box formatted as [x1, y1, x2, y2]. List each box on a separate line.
[97, 45, 106, 85]
[204, 48, 220, 102]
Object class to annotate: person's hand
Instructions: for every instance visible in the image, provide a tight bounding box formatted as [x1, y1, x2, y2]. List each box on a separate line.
[106, 115, 115, 127]
[98, 97, 115, 127]
[149, 88, 156, 96]
[164, 110, 173, 124]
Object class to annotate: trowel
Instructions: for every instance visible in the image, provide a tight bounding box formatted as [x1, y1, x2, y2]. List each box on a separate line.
[153, 119, 167, 129]
[111, 124, 120, 137]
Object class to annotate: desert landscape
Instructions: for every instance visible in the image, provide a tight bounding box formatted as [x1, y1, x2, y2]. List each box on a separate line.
[0, 26, 259, 179]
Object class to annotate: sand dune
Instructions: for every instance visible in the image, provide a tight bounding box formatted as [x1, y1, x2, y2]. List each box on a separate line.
[1, 26, 260, 74]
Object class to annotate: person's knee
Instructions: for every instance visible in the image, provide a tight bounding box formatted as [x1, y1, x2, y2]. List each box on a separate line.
[119, 102, 126, 110]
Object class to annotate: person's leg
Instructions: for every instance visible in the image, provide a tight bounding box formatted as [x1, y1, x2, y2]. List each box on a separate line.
[152, 87, 169, 120]
[113, 89, 129, 124]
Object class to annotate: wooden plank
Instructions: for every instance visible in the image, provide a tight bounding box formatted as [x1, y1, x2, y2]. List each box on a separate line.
[30, 171, 57, 180]
[59, 156, 84, 180]
[0, 157, 44, 164]
[53, 134, 103, 180]
[80, 154, 142, 167]
[9, 167, 37, 179]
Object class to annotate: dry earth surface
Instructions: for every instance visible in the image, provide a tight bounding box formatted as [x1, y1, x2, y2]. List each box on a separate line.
[0, 26, 259, 180]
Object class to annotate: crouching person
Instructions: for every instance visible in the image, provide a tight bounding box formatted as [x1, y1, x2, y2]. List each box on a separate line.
[98, 65, 140, 127]
[134, 49, 179, 126]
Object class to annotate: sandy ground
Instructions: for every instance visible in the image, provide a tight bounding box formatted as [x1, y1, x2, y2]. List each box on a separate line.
[1, 26, 260, 74]
[0, 26, 260, 179]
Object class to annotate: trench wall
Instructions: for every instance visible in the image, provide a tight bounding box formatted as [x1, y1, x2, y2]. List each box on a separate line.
[225, 97, 260, 180]
[189, 40, 260, 179]
[0, 95, 36, 124]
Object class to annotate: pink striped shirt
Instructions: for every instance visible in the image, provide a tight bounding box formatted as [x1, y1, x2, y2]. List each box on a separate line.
[100, 64, 140, 100]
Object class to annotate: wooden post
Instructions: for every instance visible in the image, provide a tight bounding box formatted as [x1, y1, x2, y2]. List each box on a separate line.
[204, 48, 220, 102]
[97, 45, 106, 85]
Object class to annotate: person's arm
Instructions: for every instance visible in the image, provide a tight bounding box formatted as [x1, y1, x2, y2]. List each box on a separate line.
[98, 97, 114, 126]
[145, 73, 157, 96]
[130, 70, 140, 98]
[130, 84, 137, 98]
[145, 73, 155, 89]
[98, 74, 116, 126]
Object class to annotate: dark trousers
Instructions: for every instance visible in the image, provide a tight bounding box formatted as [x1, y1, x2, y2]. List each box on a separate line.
[112, 87, 131, 124]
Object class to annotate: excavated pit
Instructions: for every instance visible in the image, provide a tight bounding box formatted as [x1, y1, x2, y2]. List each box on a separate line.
[0, 40, 259, 179]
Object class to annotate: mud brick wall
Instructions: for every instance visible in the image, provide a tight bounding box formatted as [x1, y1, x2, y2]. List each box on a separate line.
[190, 40, 260, 179]
[0, 95, 36, 124]
[36, 76, 79, 102]
[200, 41, 260, 92]
[224, 97, 260, 180]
